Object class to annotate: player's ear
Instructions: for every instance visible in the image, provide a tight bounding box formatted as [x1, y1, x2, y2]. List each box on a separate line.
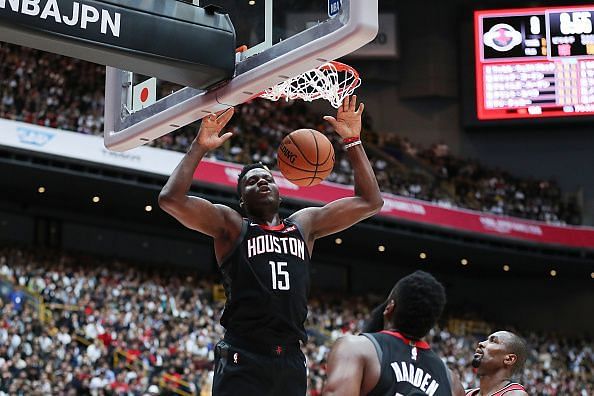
[239, 198, 244, 208]
[503, 353, 517, 368]
[383, 299, 395, 316]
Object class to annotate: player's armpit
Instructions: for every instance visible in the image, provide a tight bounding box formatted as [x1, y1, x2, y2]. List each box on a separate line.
[291, 196, 381, 242]
[159, 195, 242, 240]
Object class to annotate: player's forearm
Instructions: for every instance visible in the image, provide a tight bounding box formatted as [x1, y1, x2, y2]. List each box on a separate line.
[159, 141, 209, 203]
[347, 144, 383, 212]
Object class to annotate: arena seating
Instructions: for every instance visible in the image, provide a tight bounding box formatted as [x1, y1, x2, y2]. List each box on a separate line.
[0, 43, 581, 224]
[1, 247, 591, 395]
[0, 42, 582, 225]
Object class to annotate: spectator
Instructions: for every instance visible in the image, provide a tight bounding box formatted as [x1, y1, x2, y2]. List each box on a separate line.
[1, 246, 592, 395]
[0, 42, 582, 226]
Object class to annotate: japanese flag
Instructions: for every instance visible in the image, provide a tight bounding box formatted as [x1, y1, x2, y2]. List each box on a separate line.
[132, 77, 157, 112]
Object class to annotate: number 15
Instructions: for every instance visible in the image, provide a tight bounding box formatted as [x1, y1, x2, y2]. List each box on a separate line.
[269, 261, 290, 290]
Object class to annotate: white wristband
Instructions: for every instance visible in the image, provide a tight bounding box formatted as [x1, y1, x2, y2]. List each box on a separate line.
[345, 140, 362, 149]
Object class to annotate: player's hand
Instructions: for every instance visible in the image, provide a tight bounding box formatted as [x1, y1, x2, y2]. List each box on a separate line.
[323, 95, 364, 139]
[195, 107, 235, 150]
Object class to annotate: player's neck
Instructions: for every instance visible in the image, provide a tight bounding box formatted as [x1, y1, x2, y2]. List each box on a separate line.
[247, 213, 281, 226]
[383, 327, 425, 343]
[478, 372, 512, 395]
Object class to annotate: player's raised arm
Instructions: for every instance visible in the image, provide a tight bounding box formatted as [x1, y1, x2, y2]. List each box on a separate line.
[158, 108, 242, 243]
[290, 95, 383, 244]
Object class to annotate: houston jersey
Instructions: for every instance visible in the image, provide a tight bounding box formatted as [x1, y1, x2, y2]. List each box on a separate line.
[466, 382, 526, 396]
[362, 331, 453, 396]
[219, 219, 311, 343]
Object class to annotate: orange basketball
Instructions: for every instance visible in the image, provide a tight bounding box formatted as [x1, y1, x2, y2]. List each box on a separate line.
[277, 129, 335, 187]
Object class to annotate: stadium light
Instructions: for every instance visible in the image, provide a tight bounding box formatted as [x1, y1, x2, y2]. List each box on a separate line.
[145, 205, 153, 212]
[550, 269, 557, 277]
[249, 0, 256, 5]
[37, 186, 46, 193]
[378, 245, 385, 252]
[590, 272, 593, 279]
[92, 196, 100, 203]
[335, 238, 342, 245]
[419, 252, 427, 259]
[461, 258, 468, 266]
[503, 265, 510, 272]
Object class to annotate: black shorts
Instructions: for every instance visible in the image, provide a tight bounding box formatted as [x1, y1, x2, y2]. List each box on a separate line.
[212, 334, 307, 396]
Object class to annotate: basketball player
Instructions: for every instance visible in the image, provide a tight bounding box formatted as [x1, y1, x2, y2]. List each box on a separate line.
[323, 270, 466, 396]
[465, 331, 528, 396]
[158, 95, 383, 396]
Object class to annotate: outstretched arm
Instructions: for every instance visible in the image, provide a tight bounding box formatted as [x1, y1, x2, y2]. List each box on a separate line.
[291, 96, 383, 244]
[158, 108, 242, 244]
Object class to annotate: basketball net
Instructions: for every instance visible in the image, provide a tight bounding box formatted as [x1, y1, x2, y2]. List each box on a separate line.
[260, 61, 361, 109]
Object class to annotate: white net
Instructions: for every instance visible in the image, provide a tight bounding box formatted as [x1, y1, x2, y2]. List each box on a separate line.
[260, 61, 361, 108]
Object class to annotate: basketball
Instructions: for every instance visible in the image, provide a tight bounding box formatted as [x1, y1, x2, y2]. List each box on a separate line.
[277, 129, 335, 186]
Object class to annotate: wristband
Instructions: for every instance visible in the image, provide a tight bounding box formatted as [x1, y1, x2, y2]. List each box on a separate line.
[343, 136, 360, 144]
[345, 140, 362, 149]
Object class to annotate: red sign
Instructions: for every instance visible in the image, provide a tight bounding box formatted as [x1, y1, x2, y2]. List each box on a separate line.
[195, 159, 594, 249]
[475, 6, 594, 120]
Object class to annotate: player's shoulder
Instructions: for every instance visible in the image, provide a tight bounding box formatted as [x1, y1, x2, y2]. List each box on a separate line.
[502, 382, 528, 396]
[333, 334, 377, 356]
[288, 207, 319, 224]
[215, 205, 245, 235]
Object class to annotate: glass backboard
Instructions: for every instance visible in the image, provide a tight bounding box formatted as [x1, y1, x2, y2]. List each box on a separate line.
[104, 0, 378, 151]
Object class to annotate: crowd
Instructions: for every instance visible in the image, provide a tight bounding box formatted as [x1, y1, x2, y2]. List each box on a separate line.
[379, 135, 582, 225]
[0, 42, 582, 224]
[0, 247, 592, 395]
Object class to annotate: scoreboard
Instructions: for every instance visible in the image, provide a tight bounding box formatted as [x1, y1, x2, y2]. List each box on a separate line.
[475, 6, 594, 120]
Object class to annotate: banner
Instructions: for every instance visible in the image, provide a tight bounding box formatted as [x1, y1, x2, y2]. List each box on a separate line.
[1, 119, 593, 249]
[193, 160, 594, 249]
[0, 118, 183, 176]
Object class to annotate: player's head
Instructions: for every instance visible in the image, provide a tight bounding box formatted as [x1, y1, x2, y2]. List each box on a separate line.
[472, 331, 528, 377]
[237, 163, 280, 214]
[383, 270, 446, 340]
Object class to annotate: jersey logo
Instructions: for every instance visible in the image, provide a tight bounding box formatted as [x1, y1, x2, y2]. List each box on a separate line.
[283, 225, 297, 233]
[411, 346, 418, 361]
[233, 353, 239, 364]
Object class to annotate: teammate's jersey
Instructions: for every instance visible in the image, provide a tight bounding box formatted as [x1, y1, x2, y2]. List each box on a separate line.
[219, 219, 310, 343]
[362, 331, 453, 396]
[465, 382, 526, 396]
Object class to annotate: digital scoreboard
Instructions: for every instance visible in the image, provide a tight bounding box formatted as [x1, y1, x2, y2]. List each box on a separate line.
[475, 6, 594, 120]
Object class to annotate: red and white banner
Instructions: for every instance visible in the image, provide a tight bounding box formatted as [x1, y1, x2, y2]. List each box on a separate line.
[0, 118, 592, 249]
[194, 160, 594, 249]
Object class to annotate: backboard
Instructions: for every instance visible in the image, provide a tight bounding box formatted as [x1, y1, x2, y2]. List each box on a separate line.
[104, 0, 378, 151]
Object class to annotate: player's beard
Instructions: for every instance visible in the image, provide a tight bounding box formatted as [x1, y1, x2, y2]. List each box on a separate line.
[471, 354, 482, 368]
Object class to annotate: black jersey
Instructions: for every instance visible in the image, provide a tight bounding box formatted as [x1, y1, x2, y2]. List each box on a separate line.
[219, 219, 311, 343]
[362, 331, 452, 396]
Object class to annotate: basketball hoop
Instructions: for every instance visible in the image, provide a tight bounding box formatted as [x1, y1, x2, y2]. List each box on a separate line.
[260, 61, 361, 109]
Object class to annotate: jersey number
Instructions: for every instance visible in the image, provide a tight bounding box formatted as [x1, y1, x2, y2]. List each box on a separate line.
[269, 261, 290, 290]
